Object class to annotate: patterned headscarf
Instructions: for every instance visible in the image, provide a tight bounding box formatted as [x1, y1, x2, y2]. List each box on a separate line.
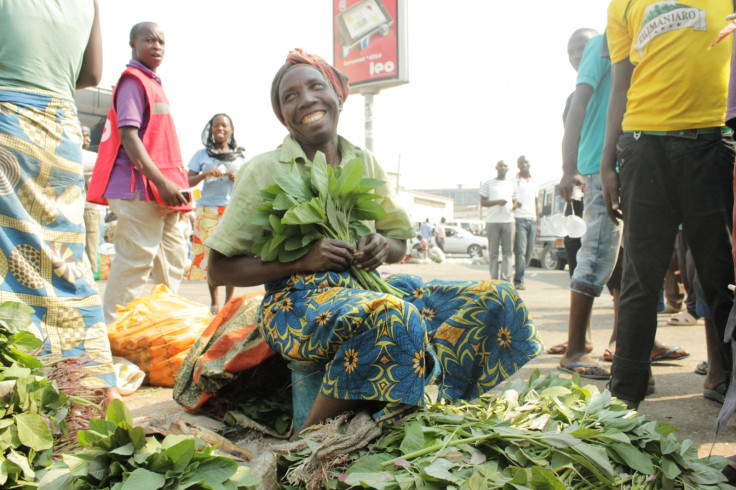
[270, 48, 350, 125]
[200, 113, 244, 162]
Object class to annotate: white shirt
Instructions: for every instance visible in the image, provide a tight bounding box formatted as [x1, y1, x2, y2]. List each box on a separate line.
[513, 174, 538, 220]
[480, 178, 515, 223]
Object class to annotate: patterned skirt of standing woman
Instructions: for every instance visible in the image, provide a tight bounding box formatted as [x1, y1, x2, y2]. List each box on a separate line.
[186, 205, 226, 280]
[0, 86, 115, 388]
[259, 271, 541, 423]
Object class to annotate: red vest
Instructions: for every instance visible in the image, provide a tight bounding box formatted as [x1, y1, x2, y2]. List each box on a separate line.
[87, 66, 192, 212]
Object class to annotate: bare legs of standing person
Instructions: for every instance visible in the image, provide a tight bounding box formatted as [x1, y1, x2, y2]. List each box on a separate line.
[208, 283, 234, 314]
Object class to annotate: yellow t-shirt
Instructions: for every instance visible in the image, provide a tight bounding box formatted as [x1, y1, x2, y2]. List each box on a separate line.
[206, 134, 415, 258]
[607, 0, 732, 131]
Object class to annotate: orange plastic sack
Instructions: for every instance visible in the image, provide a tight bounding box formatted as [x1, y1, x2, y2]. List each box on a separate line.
[107, 284, 212, 387]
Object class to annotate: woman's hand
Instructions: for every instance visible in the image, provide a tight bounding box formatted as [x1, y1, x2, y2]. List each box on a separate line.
[354, 233, 389, 271]
[298, 238, 355, 273]
[227, 169, 237, 181]
[208, 167, 225, 179]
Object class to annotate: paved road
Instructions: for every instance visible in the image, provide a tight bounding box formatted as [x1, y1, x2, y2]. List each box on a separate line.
[98, 257, 736, 459]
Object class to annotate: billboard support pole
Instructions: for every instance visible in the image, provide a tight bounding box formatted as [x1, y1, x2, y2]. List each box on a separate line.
[364, 91, 376, 151]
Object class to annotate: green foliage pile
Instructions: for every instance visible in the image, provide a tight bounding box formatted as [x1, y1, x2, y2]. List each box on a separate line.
[38, 399, 260, 489]
[282, 370, 730, 489]
[249, 152, 404, 297]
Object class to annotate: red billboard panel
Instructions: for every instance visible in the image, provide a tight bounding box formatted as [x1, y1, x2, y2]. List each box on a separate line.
[333, 0, 408, 93]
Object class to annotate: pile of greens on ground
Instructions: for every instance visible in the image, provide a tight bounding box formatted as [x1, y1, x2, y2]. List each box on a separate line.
[38, 399, 259, 489]
[0, 300, 261, 489]
[249, 152, 404, 297]
[280, 370, 730, 489]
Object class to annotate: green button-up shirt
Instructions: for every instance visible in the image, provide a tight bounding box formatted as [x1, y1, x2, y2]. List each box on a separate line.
[206, 134, 414, 258]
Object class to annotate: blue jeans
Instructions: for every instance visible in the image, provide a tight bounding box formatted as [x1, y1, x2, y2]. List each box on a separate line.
[570, 173, 622, 297]
[610, 131, 735, 403]
[513, 218, 536, 285]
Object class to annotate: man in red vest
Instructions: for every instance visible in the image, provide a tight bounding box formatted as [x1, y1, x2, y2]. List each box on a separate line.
[88, 22, 192, 324]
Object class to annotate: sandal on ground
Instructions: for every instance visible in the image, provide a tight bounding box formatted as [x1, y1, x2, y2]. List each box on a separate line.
[704, 382, 728, 404]
[557, 362, 610, 380]
[666, 311, 701, 326]
[695, 360, 708, 376]
[210, 305, 220, 315]
[545, 342, 593, 355]
[651, 346, 690, 363]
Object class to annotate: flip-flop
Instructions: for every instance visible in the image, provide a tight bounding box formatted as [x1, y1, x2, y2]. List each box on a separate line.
[558, 362, 610, 380]
[651, 346, 690, 363]
[703, 381, 728, 404]
[666, 311, 701, 326]
[545, 342, 594, 355]
[694, 360, 708, 376]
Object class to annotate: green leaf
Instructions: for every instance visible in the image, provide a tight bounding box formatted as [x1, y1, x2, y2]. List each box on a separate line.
[310, 153, 329, 198]
[399, 421, 425, 454]
[258, 183, 283, 199]
[282, 199, 325, 225]
[106, 399, 133, 427]
[273, 191, 300, 210]
[186, 456, 237, 484]
[343, 471, 397, 489]
[268, 214, 284, 235]
[15, 413, 53, 450]
[120, 467, 166, 490]
[10, 331, 42, 353]
[274, 171, 312, 202]
[38, 466, 76, 490]
[422, 458, 462, 484]
[0, 302, 34, 335]
[610, 443, 654, 474]
[337, 158, 364, 196]
[163, 438, 196, 473]
[6, 447, 34, 479]
[352, 199, 386, 221]
[358, 177, 386, 190]
[279, 247, 310, 263]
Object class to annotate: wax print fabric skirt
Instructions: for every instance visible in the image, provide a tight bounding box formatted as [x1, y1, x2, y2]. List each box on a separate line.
[0, 87, 115, 388]
[186, 205, 225, 280]
[260, 271, 541, 422]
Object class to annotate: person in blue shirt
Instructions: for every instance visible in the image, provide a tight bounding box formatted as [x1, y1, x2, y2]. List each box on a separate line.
[186, 113, 245, 313]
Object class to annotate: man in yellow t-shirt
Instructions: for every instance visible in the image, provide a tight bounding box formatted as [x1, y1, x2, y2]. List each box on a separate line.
[601, 0, 735, 410]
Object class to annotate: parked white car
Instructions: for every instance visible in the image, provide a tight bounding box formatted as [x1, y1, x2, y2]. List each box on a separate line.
[410, 225, 487, 257]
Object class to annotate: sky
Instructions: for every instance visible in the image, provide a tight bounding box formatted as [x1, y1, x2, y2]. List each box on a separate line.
[96, 0, 610, 191]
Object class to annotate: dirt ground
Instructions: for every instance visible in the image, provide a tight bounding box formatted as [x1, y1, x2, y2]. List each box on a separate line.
[98, 258, 736, 460]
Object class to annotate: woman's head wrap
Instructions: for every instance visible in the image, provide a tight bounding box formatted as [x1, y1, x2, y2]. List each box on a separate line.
[270, 48, 350, 125]
[201, 113, 245, 162]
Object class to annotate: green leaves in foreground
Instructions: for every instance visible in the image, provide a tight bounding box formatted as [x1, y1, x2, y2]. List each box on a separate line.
[283, 370, 731, 489]
[38, 399, 260, 489]
[250, 152, 405, 297]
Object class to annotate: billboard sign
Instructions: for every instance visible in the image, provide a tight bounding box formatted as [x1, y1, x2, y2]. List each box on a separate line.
[333, 0, 408, 93]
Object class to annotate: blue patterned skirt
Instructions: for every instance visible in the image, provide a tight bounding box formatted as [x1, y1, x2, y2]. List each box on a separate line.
[259, 271, 541, 422]
[0, 87, 115, 387]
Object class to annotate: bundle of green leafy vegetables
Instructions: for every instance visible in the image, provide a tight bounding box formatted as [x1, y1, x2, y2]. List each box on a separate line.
[38, 399, 260, 489]
[248, 152, 405, 298]
[280, 370, 730, 489]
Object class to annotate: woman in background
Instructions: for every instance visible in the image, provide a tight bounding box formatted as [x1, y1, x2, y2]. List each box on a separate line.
[186, 114, 245, 313]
